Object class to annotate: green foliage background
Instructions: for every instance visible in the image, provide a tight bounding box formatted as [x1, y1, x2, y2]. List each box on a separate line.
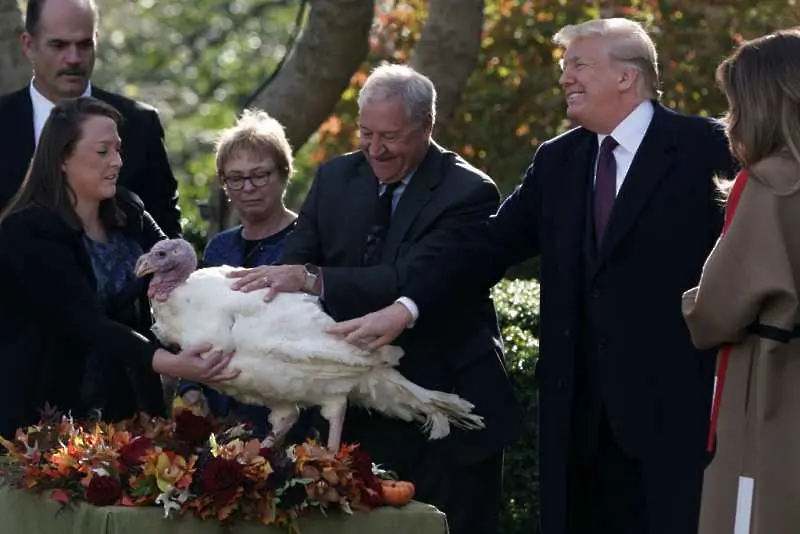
[492, 279, 540, 533]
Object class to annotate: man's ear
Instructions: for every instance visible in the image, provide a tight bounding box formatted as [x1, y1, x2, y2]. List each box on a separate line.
[617, 65, 638, 93]
[422, 113, 434, 136]
[21, 32, 36, 63]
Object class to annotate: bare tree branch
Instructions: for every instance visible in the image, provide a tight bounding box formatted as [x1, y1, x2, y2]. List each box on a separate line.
[0, 0, 30, 94]
[247, 0, 375, 149]
[410, 0, 485, 138]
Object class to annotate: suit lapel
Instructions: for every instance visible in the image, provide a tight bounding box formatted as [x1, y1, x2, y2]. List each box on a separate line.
[382, 143, 443, 261]
[555, 132, 596, 283]
[594, 104, 677, 272]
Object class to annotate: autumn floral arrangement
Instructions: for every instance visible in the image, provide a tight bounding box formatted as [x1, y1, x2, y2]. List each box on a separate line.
[0, 402, 415, 530]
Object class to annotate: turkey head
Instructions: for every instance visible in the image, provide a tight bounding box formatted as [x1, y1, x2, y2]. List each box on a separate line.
[134, 239, 198, 299]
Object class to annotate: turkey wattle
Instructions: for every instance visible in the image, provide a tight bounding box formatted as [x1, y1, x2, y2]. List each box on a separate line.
[134, 238, 485, 451]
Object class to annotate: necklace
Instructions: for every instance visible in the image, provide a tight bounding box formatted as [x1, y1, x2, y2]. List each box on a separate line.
[242, 235, 272, 264]
[240, 215, 296, 265]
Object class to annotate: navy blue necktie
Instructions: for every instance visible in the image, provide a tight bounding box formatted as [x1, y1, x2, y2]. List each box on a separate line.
[362, 181, 401, 266]
[594, 136, 618, 245]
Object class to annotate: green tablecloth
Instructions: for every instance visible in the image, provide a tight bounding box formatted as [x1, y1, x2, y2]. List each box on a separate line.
[0, 485, 448, 534]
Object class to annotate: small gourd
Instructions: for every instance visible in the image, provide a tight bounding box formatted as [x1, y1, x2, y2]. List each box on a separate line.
[380, 480, 415, 506]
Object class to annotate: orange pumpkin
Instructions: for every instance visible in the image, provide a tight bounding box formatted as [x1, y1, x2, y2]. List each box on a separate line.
[380, 480, 415, 506]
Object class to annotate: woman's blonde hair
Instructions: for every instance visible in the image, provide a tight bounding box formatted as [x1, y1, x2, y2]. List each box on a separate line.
[214, 109, 294, 182]
[716, 29, 800, 171]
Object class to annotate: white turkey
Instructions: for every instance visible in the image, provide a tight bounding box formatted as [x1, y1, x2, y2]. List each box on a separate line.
[133, 238, 484, 451]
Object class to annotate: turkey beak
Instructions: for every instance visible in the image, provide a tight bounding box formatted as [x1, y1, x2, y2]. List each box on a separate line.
[134, 256, 155, 277]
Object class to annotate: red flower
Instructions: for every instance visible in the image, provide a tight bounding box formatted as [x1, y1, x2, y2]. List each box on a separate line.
[350, 448, 383, 494]
[356, 479, 384, 507]
[118, 437, 153, 468]
[174, 411, 212, 445]
[200, 457, 244, 504]
[85, 475, 122, 506]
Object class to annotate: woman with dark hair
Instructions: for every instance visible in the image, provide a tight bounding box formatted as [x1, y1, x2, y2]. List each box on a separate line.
[0, 96, 237, 438]
[682, 29, 800, 534]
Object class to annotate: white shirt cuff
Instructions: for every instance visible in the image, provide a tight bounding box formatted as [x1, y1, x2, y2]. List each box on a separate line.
[395, 296, 419, 328]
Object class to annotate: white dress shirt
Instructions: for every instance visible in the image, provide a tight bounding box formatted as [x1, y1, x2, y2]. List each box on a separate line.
[596, 100, 654, 194]
[30, 79, 92, 145]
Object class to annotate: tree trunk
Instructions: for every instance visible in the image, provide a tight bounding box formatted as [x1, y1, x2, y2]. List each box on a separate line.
[247, 0, 375, 150]
[0, 0, 29, 94]
[410, 0, 485, 141]
[208, 0, 374, 237]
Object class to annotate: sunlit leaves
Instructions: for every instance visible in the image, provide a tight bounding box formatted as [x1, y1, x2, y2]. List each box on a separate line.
[93, 0, 304, 240]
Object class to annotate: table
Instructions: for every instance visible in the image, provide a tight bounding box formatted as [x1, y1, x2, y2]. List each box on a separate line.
[0, 485, 448, 534]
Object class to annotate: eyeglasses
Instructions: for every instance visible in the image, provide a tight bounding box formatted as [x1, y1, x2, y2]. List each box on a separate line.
[222, 168, 277, 190]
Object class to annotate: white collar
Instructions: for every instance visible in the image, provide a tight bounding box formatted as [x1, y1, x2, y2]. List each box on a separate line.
[29, 79, 92, 144]
[597, 100, 654, 154]
[29, 78, 93, 107]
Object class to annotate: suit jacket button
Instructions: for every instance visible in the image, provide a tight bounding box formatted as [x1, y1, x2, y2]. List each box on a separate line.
[563, 328, 570, 337]
[598, 338, 608, 349]
[591, 290, 600, 299]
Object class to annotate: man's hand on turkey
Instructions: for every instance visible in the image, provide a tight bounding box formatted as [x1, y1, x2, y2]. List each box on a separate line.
[327, 302, 413, 351]
[228, 265, 306, 301]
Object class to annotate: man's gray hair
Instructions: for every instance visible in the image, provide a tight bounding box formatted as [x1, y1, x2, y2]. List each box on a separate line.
[357, 64, 437, 125]
[553, 18, 661, 99]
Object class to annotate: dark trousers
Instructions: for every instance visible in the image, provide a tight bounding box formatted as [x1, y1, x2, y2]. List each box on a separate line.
[410, 447, 504, 534]
[566, 409, 705, 534]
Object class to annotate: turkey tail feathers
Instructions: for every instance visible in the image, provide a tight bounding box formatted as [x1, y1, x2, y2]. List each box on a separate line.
[353, 368, 485, 440]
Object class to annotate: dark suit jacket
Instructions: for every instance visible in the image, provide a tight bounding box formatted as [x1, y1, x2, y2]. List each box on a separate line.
[404, 105, 736, 534]
[0, 189, 165, 438]
[0, 86, 181, 237]
[282, 142, 524, 468]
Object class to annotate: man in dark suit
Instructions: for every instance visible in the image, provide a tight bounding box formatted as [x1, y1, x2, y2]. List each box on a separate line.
[330, 19, 737, 534]
[227, 64, 524, 534]
[0, 0, 181, 237]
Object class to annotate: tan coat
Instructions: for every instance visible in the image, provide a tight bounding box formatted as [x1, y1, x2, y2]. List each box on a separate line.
[682, 151, 800, 534]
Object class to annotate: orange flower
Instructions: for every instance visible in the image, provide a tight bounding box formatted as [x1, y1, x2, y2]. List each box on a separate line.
[49, 446, 78, 476]
[143, 451, 195, 492]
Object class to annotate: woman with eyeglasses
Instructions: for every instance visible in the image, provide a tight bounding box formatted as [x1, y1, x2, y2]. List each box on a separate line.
[176, 109, 312, 441]
[203, 109, 298, 269]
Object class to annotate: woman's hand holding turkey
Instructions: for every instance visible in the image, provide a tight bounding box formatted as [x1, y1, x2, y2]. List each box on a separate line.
[152, 342, 240, 387]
